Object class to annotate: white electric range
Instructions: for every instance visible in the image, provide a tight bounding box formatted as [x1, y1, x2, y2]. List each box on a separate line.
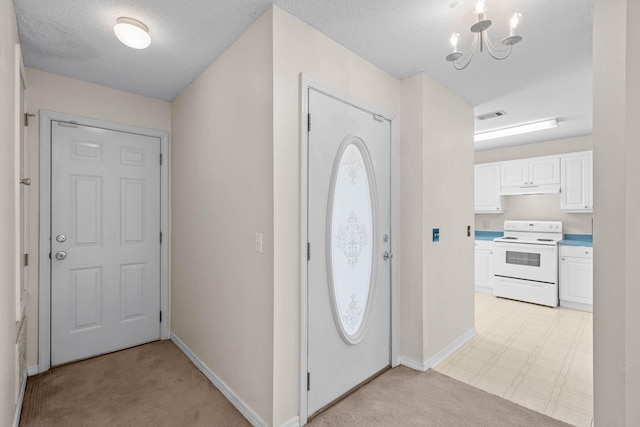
[493, 220, 563, 307]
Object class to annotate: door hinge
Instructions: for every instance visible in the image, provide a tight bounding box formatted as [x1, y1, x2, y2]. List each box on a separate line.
[160, 311, 162, 322]
[24, 253, 29, 267]
[24, 113, 35, 126]
[160, 232, 163, 244]
[307, 372, 310, 391]
[160, 153, 163, 165]
[307, 243, 311, 261]
[307, 114, 311, 132]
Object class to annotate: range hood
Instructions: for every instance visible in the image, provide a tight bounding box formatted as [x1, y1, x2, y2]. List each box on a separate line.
[500, 184, 561, 195]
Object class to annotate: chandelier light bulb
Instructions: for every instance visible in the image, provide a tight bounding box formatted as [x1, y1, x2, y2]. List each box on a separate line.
[450, 33, 459, 49]
[475, 0, 486, 15]
[510, 12, 521, 30]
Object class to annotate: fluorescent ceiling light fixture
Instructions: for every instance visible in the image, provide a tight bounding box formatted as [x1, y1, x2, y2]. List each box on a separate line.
[114, 17, 151, 49]
[474, 119, 558, 142]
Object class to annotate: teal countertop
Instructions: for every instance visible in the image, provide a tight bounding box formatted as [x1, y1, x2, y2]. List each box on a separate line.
[559, 234, 593, 247]
[475, 231, 503, 241]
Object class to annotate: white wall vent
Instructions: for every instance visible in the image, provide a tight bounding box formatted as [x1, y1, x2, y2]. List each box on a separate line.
[476, 110, 507, 121]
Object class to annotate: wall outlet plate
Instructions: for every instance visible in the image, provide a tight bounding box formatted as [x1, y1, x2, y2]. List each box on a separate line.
[433, 228, 440, 242]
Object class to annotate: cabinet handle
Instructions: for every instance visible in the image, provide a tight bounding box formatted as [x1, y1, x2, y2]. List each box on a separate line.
[561, 257, 565, 261]
[585, 251, 589, 255]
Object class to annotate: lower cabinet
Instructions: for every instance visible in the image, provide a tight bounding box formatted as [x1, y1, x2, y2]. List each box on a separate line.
[559, 245, 593, 312]
[475, 240, 494, 294]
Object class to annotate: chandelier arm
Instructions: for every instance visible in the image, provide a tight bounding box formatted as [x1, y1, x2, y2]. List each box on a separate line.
[484, 32, 512, 60]
[453, 33, 478, 70]
[486, 44, 513, 61]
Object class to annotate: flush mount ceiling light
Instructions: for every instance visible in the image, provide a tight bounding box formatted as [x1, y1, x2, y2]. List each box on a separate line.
[474, 119, 558, 142]
[114, 17, 151, 49]
[446, 0, 522, 70]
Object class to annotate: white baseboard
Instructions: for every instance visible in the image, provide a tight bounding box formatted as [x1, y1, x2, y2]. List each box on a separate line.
[560, 300, 593, 313]
[397, 355, 428, 372]
[27, 365, 39, 376]
[279, 416, 300, 427]
[170, 333, 267, 427]
[13, 369, 27, 427]
[474, 286, 493, 295]
[399, 327, 477, 372]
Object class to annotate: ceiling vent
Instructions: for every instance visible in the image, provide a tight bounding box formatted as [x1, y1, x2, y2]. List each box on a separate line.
[476, 110, 507, 121]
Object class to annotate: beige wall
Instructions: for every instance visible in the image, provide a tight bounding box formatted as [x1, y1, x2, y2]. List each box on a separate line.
[170, 9, 274, 425]
[24, 68, 171, 367]
[398, 73, 475, 366]
[474, 135, 593, 164]
[272, 7, 402, 424]
[475, 135, 594, 234]
[398, 74, 425, 363]
[0, 0, 20, 424]
[593, 0, 640, 424]
[420, 74, 475, 361]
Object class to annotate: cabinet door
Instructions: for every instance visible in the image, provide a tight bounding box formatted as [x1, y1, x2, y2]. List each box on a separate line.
[561, 153, 592, 212]
[560, 256, 593, 305]
[529, 157, 560, 185]
[500, 160, 528, 187]
[475, 164, 504, 213]
[474, 245, 494, 292]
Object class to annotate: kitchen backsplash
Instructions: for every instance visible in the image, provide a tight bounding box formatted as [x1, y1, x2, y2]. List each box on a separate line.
[475, 193, 593, 235]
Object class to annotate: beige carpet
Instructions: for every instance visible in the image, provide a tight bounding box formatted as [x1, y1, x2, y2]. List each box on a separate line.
[21, 340, 571, 426]
[308, 367, 571, 427]
[20, 340, 249, 426]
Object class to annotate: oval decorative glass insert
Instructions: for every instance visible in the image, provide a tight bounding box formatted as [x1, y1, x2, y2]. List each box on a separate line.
[328, 137, 376, 344]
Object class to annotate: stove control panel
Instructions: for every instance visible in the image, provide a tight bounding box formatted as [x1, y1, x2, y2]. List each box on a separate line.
[503, 220, 563, 233]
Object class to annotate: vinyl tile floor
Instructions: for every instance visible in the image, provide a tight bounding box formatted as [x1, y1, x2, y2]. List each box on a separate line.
[435, 292, 593, 427]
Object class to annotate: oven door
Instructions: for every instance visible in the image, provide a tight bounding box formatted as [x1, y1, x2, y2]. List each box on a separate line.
[493, 242, 558, 283]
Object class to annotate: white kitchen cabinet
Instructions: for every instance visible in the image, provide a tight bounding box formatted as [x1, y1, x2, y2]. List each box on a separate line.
[474, 164, 505, 213]
[559, 245, 593, 312]
[475, 240, 494, 294]
[561, 151, 593, 212]
[500, 156, 560, 195]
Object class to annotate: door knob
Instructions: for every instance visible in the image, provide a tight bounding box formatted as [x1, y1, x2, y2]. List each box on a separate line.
[55, 251, 67, 260]
[20, 178, 31, 186]
[383, 251, 393, 261]
[56, 234, 66, 243]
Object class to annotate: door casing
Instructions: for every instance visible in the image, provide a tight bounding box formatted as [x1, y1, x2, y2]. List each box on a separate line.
[299, 74, 398, 425]
[38, 110, 170, 373]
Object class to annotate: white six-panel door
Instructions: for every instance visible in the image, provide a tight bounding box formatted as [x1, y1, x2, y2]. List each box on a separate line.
[307, 88, 392, 416]
[50, 121, 161, 365]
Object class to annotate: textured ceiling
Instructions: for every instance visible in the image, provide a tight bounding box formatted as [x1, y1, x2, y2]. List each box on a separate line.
[13, 0, 593, 150]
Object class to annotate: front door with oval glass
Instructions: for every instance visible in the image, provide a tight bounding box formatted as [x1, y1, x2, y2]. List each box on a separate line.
[307, 88, 391, 416]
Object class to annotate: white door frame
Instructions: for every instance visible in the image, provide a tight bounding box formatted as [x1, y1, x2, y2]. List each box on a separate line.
[38, 110, 170, 372]
[299, 74, 398, 425]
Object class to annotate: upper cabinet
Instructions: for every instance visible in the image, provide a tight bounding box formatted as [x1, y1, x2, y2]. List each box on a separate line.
[475, 163, 505, 213]
[474, 150, 594, 215]
[500, 156, 560, 195]
[561, 151, 593, 212]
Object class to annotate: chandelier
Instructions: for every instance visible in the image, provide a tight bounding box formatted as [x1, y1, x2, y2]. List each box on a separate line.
[446, 1, 522, 70]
